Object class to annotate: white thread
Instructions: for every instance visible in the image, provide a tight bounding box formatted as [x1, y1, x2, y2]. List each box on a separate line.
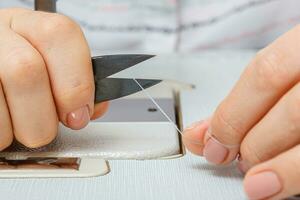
[206, 128, 240, 149]
[133, 79, 203, 146]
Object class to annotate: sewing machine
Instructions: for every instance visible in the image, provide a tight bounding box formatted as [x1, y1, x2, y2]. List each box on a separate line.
[0, 0, 253, 199]
[0, 51, 253, 199]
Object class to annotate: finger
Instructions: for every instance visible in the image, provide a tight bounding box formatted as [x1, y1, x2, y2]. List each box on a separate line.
[202, 25, 300, 164]
[239, 82, 300, 171]
[5, 8, 94, 129]
[182, 119, 210, 156]
[243, 145, 300, 200]
[0, 81, 13, 150]
[0, 27, 58, 148]
[91, 102, 109, 120]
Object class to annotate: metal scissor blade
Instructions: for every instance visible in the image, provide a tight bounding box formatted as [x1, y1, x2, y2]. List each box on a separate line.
[92, 54, 155, 80]
[94, 78, 161, 103]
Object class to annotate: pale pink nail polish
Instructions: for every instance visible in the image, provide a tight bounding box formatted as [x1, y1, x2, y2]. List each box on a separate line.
[203, 138, 228, 164]
[67, 105, 90, 130]
[244, 171, 282, 200]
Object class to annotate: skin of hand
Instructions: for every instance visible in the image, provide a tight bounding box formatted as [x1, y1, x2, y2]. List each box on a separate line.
[0, 8, 108, 149]
[183, 25, 300, 200]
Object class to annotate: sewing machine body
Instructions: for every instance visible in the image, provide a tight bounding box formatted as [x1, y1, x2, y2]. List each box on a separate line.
[0, 82, 189, 177]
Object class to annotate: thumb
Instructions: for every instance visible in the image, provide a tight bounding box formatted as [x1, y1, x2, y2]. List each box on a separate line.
[91, 102, 109, 120]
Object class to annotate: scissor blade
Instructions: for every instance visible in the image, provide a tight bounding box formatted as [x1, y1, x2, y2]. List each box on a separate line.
[94, 78, 161, 103]
[92, 54, 155, 80]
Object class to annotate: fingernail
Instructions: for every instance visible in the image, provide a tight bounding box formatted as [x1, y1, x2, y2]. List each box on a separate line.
[184, 120, 204, 131]
[67, 105, 90, 129]
[203, 137, 228, 164]
[244, 171, 282, 200]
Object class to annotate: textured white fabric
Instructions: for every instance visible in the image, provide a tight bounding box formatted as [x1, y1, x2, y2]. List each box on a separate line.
[1, 122, 181, 160]
[0, 155, 246, 200]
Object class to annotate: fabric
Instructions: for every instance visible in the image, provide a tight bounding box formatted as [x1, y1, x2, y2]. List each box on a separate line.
[0, 0, 300, 53]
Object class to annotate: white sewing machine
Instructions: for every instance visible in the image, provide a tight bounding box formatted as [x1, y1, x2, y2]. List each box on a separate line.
[0, 1, 254, 198]
[0, 50, 255, 200]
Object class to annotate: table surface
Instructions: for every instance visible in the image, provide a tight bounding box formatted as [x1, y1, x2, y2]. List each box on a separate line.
[1, 50, 256, 200]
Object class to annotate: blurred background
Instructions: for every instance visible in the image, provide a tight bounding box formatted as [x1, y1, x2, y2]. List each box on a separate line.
[1, 0, 300, 55]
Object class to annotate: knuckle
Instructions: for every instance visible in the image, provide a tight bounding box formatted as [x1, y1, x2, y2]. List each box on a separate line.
[0, 7, 25, 14]
[39, 14, 81, 38]
[213, 105, 244, 144]
[0, 8, 12, 16]
[56, 81, 94, 109]
[0, 8, 29, 23]
[5, 48, 45, 87]
[252, 49, 289, 90]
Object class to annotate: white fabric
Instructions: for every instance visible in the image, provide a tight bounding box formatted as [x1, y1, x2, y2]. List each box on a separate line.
[1, 122, 181, 160]
[1, 0, 300, 53]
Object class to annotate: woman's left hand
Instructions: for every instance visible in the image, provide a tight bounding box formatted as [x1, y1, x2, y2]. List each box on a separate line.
[183, 25, 300, 200]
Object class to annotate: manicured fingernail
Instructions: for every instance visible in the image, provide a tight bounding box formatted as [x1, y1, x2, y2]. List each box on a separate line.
[67, 105, 90, 129]
[184, 120, 204, 131]
[203, 137, 228, 164]
[244, 171, 282, 200]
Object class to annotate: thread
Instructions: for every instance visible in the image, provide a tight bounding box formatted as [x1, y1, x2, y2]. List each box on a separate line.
[206, 128, 240, 149]
[133, 79, 204, 146]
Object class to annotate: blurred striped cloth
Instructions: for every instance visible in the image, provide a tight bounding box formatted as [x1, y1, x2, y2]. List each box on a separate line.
[1, 0, 300, 53]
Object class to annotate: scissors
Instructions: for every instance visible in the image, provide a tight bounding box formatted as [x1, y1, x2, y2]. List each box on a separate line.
[92, 54, 161, 103]
[33, 1, 161, 103]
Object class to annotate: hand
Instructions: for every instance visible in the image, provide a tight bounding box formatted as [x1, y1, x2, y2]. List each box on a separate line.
[183, 25, 300, 200]
[0, 8, 108, 149]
